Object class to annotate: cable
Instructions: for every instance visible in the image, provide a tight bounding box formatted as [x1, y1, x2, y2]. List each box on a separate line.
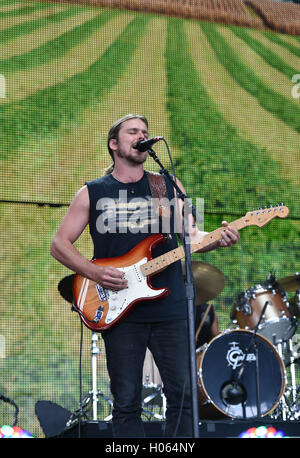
[162, 137, 177, 185]
[78, 319, 84, 438]
[173, 378, 187, 438]
[0, 395, 19, 427]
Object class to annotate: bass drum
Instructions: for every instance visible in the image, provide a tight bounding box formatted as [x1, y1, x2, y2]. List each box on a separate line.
[197, 329, 286, 420]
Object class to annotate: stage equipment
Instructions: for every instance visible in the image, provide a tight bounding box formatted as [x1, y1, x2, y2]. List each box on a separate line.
[35, 400, 72, 437]
[196, 329, 286, 420]
[142, 349, 165, 420]
[58, 276, 113, 425]
[270, 334, 300, 421]
[181, 260, 225, 304]
[278, 273, 300, 319]
[230, 272, 300, 422]
[231, 280, 297, 345]
[55, 418, 300, 438]
[146, 140, 201, 438]
[65, 331, 113, 429]
[278, 273, 300, 292]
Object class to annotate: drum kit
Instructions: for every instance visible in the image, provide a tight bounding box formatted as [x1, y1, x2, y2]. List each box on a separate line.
[142, 266, 300, 422]
[58, 265, 300, 424]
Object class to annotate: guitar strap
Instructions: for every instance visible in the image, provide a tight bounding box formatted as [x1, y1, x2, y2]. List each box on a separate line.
[146, 171, 171, 219]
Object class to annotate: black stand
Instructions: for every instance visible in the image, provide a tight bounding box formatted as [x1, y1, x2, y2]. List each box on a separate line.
[227, 300, 271, 418]
[148, 147, 200, 438]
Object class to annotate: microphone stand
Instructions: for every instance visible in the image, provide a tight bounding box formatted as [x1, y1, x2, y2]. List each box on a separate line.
[148, 147, 200, 438]
[233, 300, 271, 418]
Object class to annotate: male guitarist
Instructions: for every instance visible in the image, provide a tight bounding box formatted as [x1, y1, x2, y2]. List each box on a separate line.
[51, 114, 240, 437]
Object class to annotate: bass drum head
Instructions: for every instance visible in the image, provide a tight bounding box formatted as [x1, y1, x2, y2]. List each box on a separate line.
[198, 329, 285, 419]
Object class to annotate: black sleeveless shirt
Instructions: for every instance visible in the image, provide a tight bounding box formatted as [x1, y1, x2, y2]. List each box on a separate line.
[85, 171, 187, 322]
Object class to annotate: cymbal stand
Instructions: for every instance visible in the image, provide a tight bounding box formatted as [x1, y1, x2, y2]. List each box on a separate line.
[66, 332, 113, 428]
[274, 341, 288, 421]
[90, 332, 114, 421]
[280, 336, 300, 420]
[91, 333, 100, 420]
[288, 338, 298, 406]
[142, 385, 166, 420]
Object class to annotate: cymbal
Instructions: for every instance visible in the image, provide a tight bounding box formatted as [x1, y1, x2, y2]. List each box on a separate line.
[58, 274, 75, 303]
[277, 273, 300, 292]
[181, 260, 225, 304]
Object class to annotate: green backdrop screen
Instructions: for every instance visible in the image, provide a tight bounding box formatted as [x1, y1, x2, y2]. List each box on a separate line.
[0, 0, 299, 437]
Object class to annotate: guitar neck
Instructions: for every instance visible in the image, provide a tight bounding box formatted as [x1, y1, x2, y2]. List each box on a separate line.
[140, 216, 246, 277]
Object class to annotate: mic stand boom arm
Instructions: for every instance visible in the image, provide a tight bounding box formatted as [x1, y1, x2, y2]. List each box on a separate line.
[148, 147, 200, 438]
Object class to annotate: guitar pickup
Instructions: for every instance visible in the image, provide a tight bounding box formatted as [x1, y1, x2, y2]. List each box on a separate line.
[96, 284, 109, 302]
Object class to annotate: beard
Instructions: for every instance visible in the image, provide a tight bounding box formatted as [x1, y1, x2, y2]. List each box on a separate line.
[115, 147, 148, 165]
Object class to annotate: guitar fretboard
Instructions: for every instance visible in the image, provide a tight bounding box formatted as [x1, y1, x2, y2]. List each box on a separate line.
[140, 217, 246, 277]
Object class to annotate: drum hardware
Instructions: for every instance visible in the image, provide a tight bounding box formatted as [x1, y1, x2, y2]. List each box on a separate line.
[66, 332, 114, 428]
[141, 389, 166, 421]
[274, 341, 289, 420]
[142, 349, 165, 420]
[267, 331, 300, 421]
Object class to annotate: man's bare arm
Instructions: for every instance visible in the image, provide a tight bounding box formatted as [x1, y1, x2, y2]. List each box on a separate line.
[50, 186, 127, 290]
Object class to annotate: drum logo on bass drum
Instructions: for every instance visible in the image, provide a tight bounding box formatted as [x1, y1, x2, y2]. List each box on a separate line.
[226, 341, 256, 370]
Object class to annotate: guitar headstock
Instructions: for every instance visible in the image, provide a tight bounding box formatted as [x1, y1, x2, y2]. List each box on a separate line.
[244, 204, 289, 227]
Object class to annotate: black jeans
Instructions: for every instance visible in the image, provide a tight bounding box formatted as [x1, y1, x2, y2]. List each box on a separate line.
[102, 319, 192, 438]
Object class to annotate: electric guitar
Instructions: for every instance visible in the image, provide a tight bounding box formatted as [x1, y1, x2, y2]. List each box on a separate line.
[72, 205, 289, 331]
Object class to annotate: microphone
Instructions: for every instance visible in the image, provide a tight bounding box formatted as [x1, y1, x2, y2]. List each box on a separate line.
[133, 136, 163, 152]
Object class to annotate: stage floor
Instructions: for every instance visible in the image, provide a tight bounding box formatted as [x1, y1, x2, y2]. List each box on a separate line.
[54, 419, 300, 439]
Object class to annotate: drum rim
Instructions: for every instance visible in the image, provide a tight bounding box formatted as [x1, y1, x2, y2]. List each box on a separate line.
[257, 317, 297, 344]
[238, 284, 287, 296]
[197, 328, 286, 419]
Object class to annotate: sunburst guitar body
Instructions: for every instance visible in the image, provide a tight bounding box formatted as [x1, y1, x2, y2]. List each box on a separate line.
[73, 234, 168, 331]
